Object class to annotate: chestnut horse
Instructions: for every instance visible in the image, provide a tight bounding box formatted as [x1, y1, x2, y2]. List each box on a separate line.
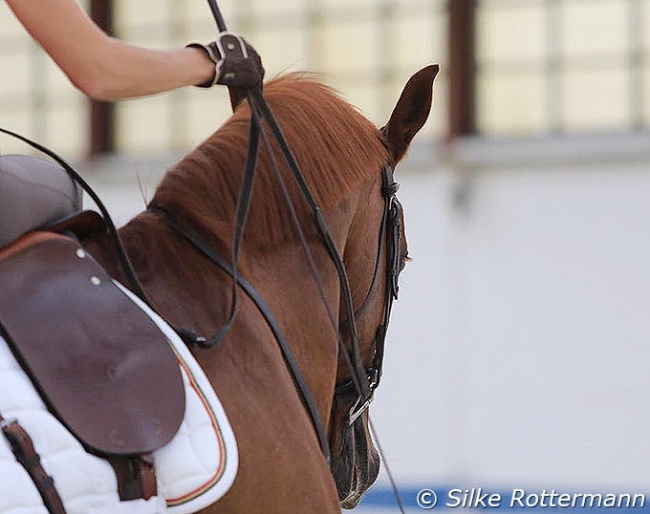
[84, 65, 438, 513]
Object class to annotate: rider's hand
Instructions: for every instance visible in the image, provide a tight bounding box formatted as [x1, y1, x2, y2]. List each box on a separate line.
[187, 34, 264, 89]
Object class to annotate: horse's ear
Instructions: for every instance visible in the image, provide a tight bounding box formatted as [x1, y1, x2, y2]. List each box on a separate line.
[382, 64, 439, 164]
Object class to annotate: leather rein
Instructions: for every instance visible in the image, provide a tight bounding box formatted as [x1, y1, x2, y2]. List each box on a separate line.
[170, 0, 406, 463]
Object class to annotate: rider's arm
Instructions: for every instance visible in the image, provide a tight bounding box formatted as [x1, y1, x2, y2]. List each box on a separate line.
[7, 0, 215, 101]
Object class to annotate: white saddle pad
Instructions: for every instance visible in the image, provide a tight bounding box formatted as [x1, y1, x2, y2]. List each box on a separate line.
[0, 282, 238, 514]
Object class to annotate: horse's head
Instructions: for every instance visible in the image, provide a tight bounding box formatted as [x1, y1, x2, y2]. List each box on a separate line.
[328, 65, 439, 508]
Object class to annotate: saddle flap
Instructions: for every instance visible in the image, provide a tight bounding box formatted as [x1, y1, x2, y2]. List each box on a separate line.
[0, 232, 185, 455]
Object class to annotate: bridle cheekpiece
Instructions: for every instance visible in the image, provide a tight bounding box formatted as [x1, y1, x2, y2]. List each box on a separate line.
[335, 164, 404, 426]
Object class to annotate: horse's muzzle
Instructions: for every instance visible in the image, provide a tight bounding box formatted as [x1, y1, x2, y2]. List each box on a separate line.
[331, 413, 380, 509]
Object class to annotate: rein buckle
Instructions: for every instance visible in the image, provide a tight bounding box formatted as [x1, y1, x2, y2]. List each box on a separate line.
[348, 394, 374, 426]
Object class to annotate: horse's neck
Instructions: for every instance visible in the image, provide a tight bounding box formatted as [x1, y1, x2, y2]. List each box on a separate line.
[239, 241, 342, 421]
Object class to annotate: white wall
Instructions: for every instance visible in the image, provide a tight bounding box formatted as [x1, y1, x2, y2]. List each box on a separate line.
[371, 133, 650, 495]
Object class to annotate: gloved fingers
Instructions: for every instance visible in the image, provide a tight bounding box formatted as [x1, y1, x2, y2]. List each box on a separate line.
[187, 34, 264, 89]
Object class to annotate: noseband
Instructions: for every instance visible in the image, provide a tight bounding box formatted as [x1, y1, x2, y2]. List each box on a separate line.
[334, 165, 404, 425]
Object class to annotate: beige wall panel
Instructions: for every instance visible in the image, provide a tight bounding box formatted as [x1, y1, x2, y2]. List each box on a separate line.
[0, 52, 31, 95]
[478, 73, 547, 136]
[638, 63, 650, 123]
[47, 104, 89, 159]
[44, 59, 83, 99]
[392, 10, 446, 137]
[186, 1, 223, 20]
[321, 0, 375, 8]
[644, 0, 650, 50]
[184, 93, 232, 147]
[200, 0, 240, 18]
[394, 16, 444, 69]
[318, 20, 380, 74]
[561, 67, 629, 131]
[115, 0, 173, 31]
[342, 84, 381, 126]
[0, 1, 24, 37]
[178, 1, 243, 28]
[478, 3, 545, 63]
[561, 0, 629, 57]
[250, 0, 305, 17]
[115, 31, 174, 48]
[185, 22, 228, 43]
[319, 77, 381, 124]
[0, 112, 31, 154]
[255, 28, 310, 77]
[117, 97, 172, 153]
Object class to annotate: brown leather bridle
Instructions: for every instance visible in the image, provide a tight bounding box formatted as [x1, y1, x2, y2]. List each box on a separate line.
[333, 165, 405, 425]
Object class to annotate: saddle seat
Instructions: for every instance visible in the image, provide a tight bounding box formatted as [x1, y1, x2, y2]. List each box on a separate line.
[0, 154, 86, 246]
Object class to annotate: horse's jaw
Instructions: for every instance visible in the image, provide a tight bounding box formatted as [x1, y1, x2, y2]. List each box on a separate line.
[330, 413, 381, 509]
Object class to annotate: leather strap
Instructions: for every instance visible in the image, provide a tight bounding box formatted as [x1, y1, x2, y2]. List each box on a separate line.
[0, 413, 67, 514]
[197, 108, 261, 347]
[249, 89, 371, 402]
[108, 453, 157, 501]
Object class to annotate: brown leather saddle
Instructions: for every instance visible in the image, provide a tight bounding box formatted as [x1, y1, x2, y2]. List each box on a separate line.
[0, 152, 186, 510]
[0, 230, 187, 508]
[0, 231, 185, 456]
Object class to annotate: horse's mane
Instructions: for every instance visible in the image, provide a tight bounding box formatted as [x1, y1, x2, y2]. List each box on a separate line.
[149, 73, 390, 246]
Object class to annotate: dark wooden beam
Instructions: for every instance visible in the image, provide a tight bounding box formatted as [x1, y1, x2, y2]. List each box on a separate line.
[89, 0, 115, 156]
[448, 0, 477, 138]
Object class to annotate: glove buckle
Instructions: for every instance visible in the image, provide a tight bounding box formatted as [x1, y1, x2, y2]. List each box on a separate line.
[215, 32, 249, 82]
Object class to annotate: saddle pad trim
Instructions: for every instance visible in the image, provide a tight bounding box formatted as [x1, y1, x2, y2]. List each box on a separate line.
[166, 354, 227, 506]
[117, 283, 239, 513]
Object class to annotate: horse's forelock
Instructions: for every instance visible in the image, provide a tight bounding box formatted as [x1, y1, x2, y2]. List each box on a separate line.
[150, 73, 390, 245]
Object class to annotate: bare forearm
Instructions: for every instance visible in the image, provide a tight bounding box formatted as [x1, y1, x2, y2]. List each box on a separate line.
[76, 39, 213, 100]
[7, 0, 214, 100]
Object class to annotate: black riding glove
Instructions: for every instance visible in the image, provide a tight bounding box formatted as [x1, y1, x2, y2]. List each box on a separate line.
[188, 33, 264, 89]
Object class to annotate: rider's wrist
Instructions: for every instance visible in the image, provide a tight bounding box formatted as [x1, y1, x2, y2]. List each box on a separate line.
[186, 44, 219, 88]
